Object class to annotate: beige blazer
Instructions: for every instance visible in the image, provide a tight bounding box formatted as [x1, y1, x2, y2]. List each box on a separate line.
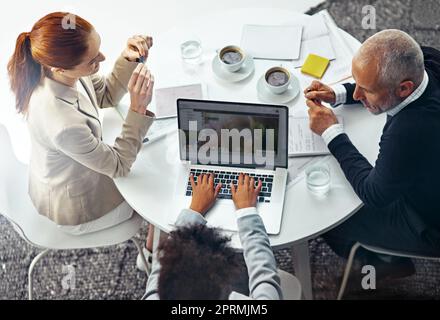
[27, 56, 154, 225]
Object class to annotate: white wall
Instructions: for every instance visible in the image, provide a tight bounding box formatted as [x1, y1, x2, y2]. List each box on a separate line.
[0, 0, 321, 162]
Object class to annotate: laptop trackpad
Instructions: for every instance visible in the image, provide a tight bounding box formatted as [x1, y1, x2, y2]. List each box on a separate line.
[205, 201, 238, 232]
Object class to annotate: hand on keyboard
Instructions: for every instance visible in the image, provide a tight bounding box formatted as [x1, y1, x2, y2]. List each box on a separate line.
[230, 174, 263, 210]
[189, 173, 222, 216]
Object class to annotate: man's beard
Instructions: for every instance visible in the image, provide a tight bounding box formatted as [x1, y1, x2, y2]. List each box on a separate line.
[366, 93, 402, 115]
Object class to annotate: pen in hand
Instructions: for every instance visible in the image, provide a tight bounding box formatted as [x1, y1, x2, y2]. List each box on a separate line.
[136, 56, 145, 63]
[306, 88, 321, 105]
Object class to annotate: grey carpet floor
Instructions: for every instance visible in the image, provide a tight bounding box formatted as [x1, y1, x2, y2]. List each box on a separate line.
[1, 0, 439, 300]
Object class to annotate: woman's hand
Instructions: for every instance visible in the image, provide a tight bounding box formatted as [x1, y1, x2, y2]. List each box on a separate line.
[122, 35, 153, 62]
[189, 174, 222, 216]
[128, 64, 154, 115]
[231, 174, 262, 210]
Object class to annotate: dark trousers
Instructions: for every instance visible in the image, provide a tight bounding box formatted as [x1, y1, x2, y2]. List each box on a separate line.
[322, 200, 440, 258]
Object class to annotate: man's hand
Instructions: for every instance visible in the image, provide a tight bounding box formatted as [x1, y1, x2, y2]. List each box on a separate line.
[122, 35, 153, 62]
[231, 174, 262, 210]
[189, 174, 222, 216]
[307, 99, 339, 136]
[304, 80, 336, 105]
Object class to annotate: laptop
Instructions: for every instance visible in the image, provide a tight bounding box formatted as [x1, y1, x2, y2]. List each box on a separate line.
[169, 99, 288, 234]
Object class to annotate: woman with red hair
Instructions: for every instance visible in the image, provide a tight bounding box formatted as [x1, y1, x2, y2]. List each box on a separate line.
[7, 12, 156, 271]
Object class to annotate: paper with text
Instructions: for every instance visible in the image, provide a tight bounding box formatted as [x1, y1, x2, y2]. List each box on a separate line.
[289, 116, 343, 157]
[154, 84, 205, 118]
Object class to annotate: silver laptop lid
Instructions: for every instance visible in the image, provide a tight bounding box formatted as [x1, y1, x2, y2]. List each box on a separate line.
[177, 99, 288, 169]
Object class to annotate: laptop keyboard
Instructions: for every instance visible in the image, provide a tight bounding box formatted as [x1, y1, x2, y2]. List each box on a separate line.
[186, 169, 273, 203]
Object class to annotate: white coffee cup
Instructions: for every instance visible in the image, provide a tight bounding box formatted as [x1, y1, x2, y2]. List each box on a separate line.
[264, 66, 291, 94]
[218, 45, 246, 72]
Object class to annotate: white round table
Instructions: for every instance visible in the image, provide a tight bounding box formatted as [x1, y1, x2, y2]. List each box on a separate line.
[102, 8, 386, 299]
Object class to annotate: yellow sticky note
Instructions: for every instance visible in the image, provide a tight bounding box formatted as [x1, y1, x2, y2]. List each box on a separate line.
[301, 54, 330, 79]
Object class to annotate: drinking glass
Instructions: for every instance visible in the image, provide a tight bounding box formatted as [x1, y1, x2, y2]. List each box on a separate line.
[180, 35, 203, 65]
[305, 163, 331, 196]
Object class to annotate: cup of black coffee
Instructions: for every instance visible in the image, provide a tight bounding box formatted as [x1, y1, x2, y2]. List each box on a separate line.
[264, 67, 291, 94]
[218, 45, 246, 72]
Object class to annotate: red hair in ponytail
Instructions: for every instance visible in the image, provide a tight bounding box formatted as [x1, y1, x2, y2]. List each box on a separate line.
[7, 12, 93, 114]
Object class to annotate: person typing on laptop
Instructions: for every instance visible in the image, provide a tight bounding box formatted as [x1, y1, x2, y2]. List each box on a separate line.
[143, 173, 283, 300]
[172, 99, 289, 235]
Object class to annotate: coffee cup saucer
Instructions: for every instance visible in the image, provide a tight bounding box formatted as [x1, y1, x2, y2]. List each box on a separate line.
[256, 75, 300, 104]
[212, 54, 255, 82]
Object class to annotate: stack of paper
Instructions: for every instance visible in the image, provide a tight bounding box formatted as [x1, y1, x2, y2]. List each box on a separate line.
[240, 24, 303, 60]
[301, 14, 330, 39]
[292, 14, 336, 67]
[297, 10, 354, 89]
[314, 10, 355, 85]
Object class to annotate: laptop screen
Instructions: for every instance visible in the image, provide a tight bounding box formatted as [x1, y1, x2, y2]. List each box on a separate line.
[177, 99, 288, 169]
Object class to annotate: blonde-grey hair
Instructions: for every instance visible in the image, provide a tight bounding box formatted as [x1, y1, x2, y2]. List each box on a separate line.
[354, 29, 424, 89]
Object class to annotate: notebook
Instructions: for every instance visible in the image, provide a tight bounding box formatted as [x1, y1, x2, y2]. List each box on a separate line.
[289, 116, 343, 157]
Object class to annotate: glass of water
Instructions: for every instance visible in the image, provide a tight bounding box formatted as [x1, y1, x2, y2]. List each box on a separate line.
[180, 35, 203, 65]
[305, 163, 331, 196]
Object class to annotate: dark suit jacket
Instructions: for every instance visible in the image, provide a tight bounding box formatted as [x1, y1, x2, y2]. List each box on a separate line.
[329, 47, 440, 242]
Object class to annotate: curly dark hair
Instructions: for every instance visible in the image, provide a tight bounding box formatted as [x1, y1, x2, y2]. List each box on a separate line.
[157, 224, 240, 300]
